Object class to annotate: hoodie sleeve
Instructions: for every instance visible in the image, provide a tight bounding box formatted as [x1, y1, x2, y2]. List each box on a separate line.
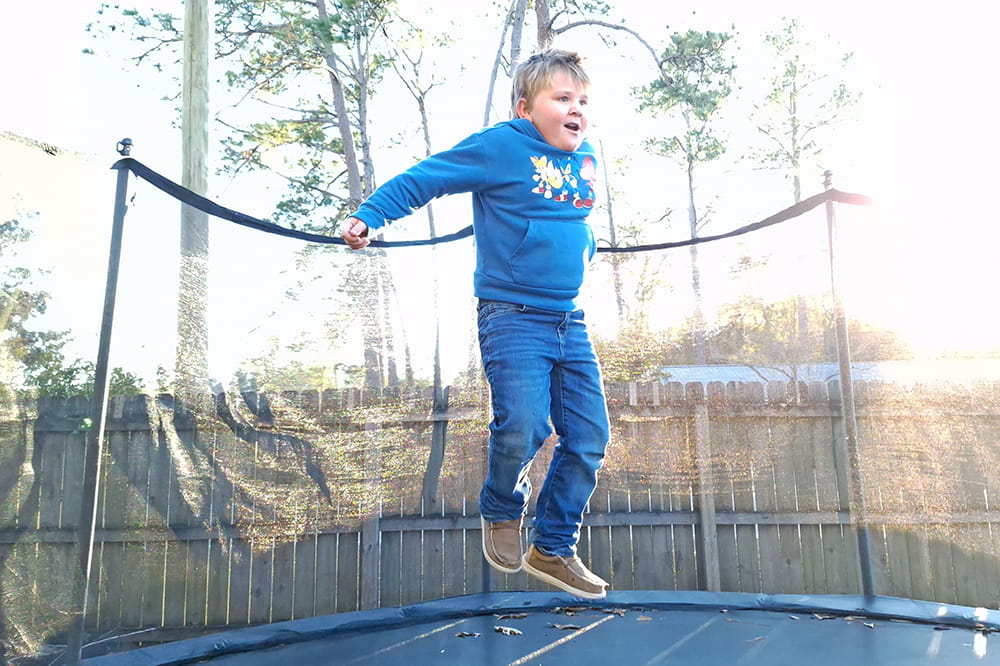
[351, 133, 491, 230]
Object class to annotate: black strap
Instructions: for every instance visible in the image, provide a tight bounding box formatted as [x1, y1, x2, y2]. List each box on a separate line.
[113, 158, 869, 252]
[112, 158, 472, 248]
[598, 189, 871, 253]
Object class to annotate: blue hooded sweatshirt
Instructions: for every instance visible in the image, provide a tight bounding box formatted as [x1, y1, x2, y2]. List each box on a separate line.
[350, 118, 599, 312]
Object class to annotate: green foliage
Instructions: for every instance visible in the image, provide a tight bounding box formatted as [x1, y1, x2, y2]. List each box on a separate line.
[91, 0, 398, 231]
[593, 320, 678, 383]
[637, 30, 736, 117]
[635, 30, 736, 166]
[1, 216, 143, 399]
[751, 17, 860, 195]
[702, 294, 910, 368]
[1, 217, 60, 395]
[22, 343, 144, 398]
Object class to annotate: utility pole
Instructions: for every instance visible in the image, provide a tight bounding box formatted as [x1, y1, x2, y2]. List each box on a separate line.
[177, 0, 211, 403]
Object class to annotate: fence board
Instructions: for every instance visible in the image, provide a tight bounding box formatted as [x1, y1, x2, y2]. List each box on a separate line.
[968, 523, 1000, 608]
[630, 482, 659, 589]
[421, 529, 444, 601]
[312, 532, 337, 616]
[140, 541, 165, 626]
[226, 538, 253, 624]
[609, 474, 633, 591]
[95, 541, 124, 630]
[248, 538, 273, 624]
[269, 539, 294, 621]
[800, 525, 827, 594]
[587, 484, 612, 591]
[335, 531, 359, 612]
[379, 529, 402, 607]
[95, 420, 130, 631]
[205, 538, 230, 625]
[439, 434, 468, 598]
[399, 529, 422, 605]
[162, 540, 187, 627]
[803, 383, 835, 594]
[930, 536, 958, 604]
[163, 403, 198, 629]
[37, 431, 66, 531]
[952, 526, 983, 608]
[904, 530, 935, 602]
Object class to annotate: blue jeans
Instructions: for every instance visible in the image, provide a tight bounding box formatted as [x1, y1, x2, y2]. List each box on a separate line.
[477, 300, 610, 557]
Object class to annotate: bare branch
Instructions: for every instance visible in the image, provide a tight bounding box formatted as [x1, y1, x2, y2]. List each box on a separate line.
[552, 19, 665, 80]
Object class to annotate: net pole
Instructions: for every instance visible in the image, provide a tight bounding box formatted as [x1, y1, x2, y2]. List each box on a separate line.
[66, 139, 134, 664]
[824, 170, 876, 599]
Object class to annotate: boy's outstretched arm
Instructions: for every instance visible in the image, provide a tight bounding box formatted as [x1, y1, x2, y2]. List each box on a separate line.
[340, 217, 370, 250]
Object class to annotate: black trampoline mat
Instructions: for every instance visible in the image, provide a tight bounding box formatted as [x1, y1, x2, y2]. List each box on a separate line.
[84, 591, 1000, 665]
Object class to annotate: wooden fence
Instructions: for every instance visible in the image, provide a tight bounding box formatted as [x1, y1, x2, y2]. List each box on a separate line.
[3, 378, 1000, 650]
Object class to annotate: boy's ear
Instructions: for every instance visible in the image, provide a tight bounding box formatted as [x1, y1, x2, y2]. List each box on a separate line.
[515, 97, 531, 119]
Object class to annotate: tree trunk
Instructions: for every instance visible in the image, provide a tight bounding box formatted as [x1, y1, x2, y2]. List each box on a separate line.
[535, 0, 553, 50]
[316, 0, 363, 210]
[599, 141, 627, 326]
[510, 0, 528, 66]
[684, 129, 706, 364]
[484, 1, 514, 124]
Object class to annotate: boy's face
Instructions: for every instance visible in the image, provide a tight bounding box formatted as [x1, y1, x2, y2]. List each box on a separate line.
[516, 71, 589, 152]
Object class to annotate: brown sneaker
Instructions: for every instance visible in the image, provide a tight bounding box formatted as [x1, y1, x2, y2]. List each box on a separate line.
[522, 544, 608, 599]
[481, 516, 524, 574]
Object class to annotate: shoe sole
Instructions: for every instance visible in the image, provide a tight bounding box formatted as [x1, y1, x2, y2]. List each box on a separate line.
[481, 517, 522, 574]
[522, 556, 607, 600]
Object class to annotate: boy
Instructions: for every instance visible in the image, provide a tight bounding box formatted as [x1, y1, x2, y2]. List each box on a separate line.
[340, 50, 610, 599]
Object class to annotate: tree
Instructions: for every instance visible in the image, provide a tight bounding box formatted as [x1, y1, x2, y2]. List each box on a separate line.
[1, 216, 146, 402]
[751, 17, 860, 369]
[90, 0, 407, 388]
[593, 319, 677, 384]
[484, 1, 682, 124]
[0, 216, 55, 407]
[703, 293, 910, 377]
[635, 30, 736, 363]
[753, 17, 859, 203]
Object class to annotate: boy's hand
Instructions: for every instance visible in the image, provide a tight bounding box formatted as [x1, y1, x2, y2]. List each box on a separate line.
[340, 217, 370, 250]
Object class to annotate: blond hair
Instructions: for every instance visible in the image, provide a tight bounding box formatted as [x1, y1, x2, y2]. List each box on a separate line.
[510, 49, 589, 117]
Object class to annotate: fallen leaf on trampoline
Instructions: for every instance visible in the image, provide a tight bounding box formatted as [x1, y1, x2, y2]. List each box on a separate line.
[789, 615, 801, 620]
[553, 606, 589, 615]
[637, 616, 652, 622]
[455, 632, 480, 638]
[812, 613, 837, 620]
[551, 623, 582, 631]
[602, 608, 626, 616]
[863, 622, 876, 629]
[495, 626, 523, 636]
[496, 612, 527, 620]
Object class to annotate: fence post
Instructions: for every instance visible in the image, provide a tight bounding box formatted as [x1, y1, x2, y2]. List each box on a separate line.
[691, 384, 721, 591]
[67, 143, 133, 664]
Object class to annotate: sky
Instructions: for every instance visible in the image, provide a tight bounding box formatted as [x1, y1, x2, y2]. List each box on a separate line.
[2, 0, 999, 388]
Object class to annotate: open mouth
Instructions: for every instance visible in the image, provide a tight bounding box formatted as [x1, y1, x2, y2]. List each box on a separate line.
[564, 122, 581, 132]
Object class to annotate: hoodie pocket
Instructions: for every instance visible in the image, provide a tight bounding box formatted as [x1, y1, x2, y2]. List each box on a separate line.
[508, 220, 595, 291]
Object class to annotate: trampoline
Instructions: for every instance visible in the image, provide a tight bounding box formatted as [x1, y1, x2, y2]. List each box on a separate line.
[10, 142, 998, 666]
[83, 591, 999, 664]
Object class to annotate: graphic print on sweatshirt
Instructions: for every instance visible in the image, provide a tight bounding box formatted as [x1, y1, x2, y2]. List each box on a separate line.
[528, 154, 597, 209]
